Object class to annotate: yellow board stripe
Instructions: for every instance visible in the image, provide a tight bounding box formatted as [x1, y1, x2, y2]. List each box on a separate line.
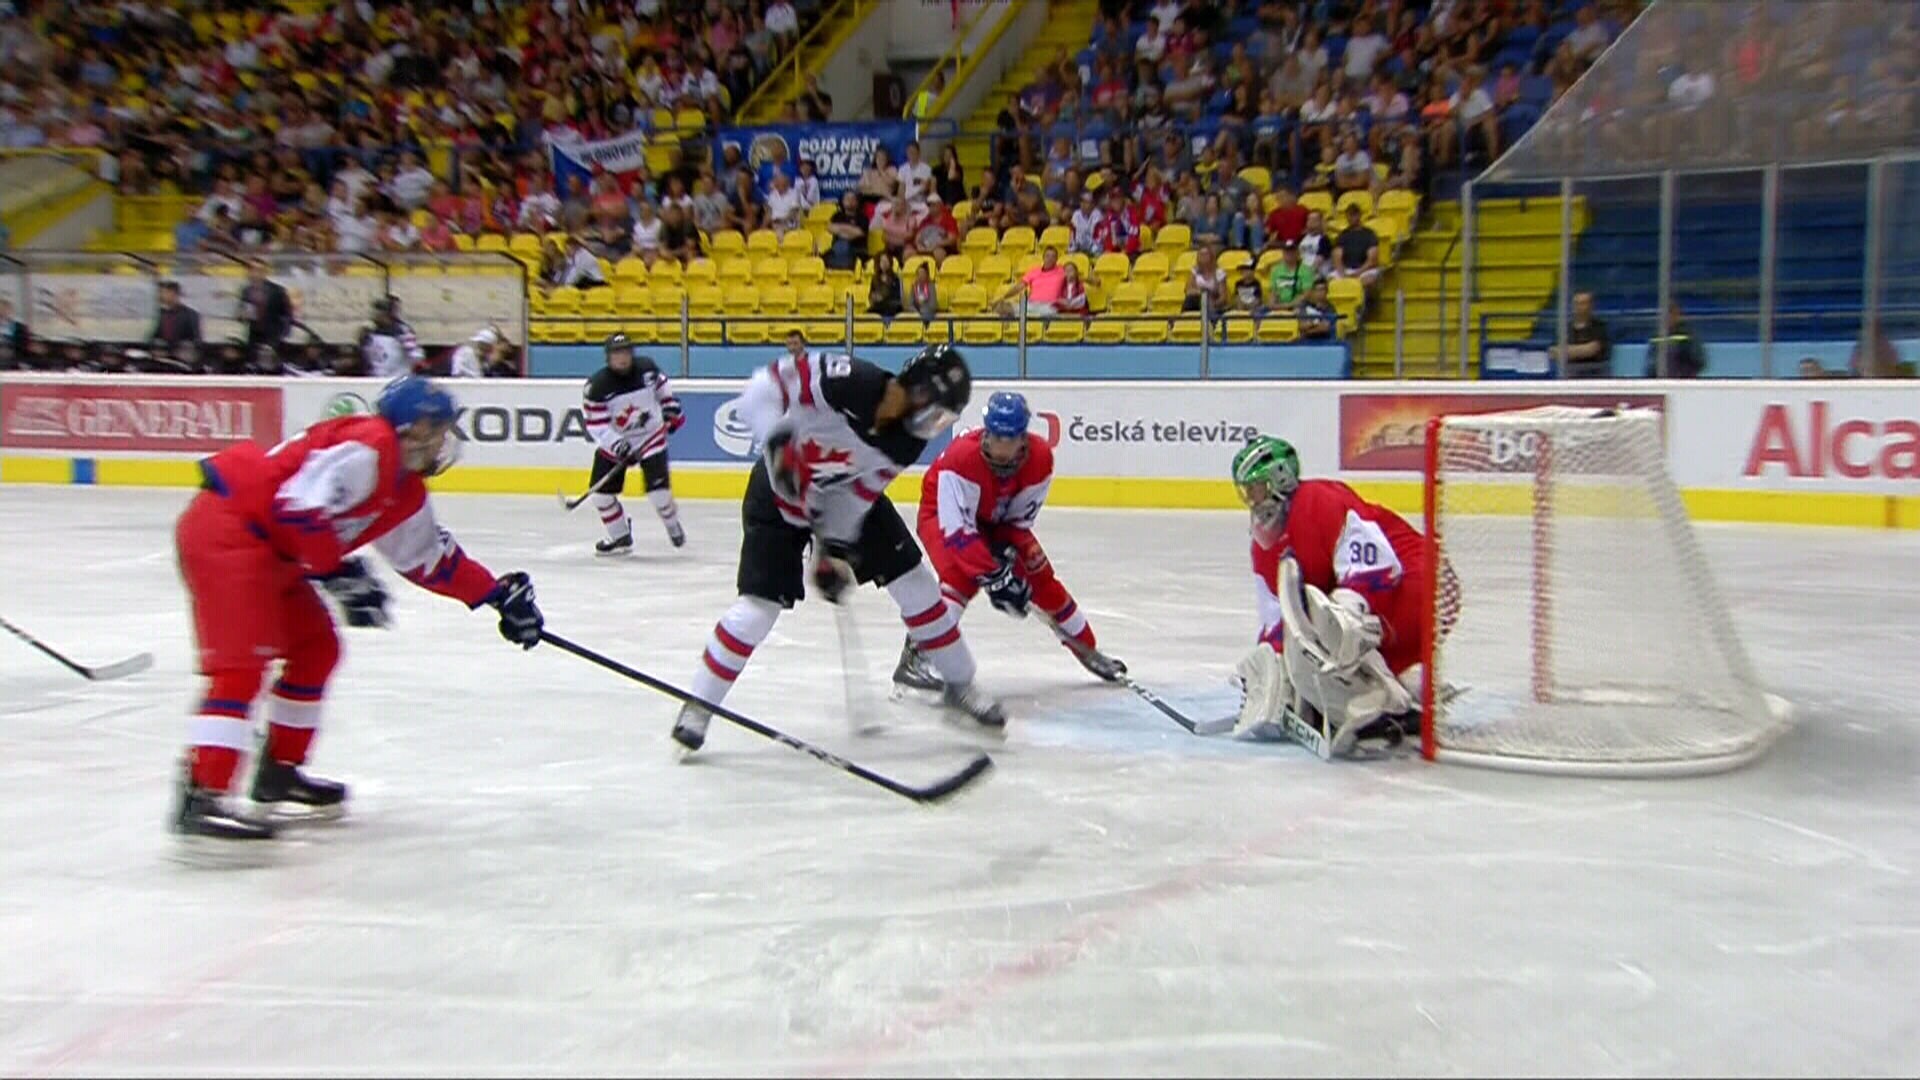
[3, 455, 1916, 529]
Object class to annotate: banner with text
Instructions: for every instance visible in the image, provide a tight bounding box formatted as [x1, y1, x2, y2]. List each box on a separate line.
[714, 122, 918, 201]
[1337, 391, 1669, 472]
[0, 382, 282, 453]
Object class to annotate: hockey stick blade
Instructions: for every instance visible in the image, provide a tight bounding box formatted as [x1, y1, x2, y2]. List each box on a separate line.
[0, 616, 154, 681]
[558, 462, 626, 512]
[1040, 612, 1206, 735]
[539, 630, 993, 804]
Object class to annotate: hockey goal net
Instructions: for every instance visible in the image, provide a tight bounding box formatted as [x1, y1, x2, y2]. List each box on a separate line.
[1420, 405, 1791, 776]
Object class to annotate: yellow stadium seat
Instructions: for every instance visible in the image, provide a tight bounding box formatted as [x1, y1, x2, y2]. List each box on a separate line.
[1131, 251, 1170, 286]
[884, 320, 925, 345]
[803, 320, 847, 346]
[1238, 166, 1272, 192]
[1154, 223, 1192, 255]
[999, 226, 1036, 260]
[452, 234, 476, 252]
[709, 229, 747, 257]
[1327, 277, 1366, 320]
[1218, 249, 1253, 274]
[683, 258, 719, 286]
[730, 320, 773, 344]
[1064, 252, 1091, 279]
[1106, 281, 1150, 315]
[648, 259, 683, 287]
[1038, 225, 1072, 253]
[688, 317, 726, 345]
[1171, 250, 1198, 277]
[902, 254, 936, 282]
[759, 284, 798, 316]
[1169, 317, 1206, 344]
[614, 257, 648, 284]
[951, 200, 973, 225]
[650, 284, 687, 316]
[674, 108, 706, 132]
[475, 233, 509, 253]
[1085, 316, 1127, 345]
[1336, 191, 1375, 220]
[1257, 317, 1300, 343]
[718, 256, 754, 286]
[687, 284, 726, 315]
[579, 287, 615, 317]
[1378, 189, 1420, 218]
[1255, 249, 1284, 275]
[779, 230, 815, 257]
[544, 287, 583, 317]
[950, 283, 988, 314]
[1011, 253, 1042, 279]
[1092, 252, 1132, 287]
[788, 256, 827, 284]
[807, 202, 838, 223]
[958, 319, 1003, 345]
[621, 320, 658, 344]
[509, 233, 543, 258]
[1221, 316, 1257, 343]
[852, 318, 886, 345]
[746, 229, 780, 256]
[799, 282, 838, 314]
[1123, 318, 1169, 344]
[723, 285, 759, 314]
[1148, 281, 1188, 315]
[1300, 191, 1334, 218]
[1041, 319, 1085, 344]
[542, 320, 587, 344]
[753, 256, 790, 284]
[975, 254, 1013, 289]
[961, 227, 999, 257]
[937, 253, 974, 290]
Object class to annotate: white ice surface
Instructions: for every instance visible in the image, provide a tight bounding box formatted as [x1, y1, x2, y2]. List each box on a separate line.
[1, 486, 1917, 1077]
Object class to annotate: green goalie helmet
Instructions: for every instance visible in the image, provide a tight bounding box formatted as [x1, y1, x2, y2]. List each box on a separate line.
[1232, 435, 1300, 542]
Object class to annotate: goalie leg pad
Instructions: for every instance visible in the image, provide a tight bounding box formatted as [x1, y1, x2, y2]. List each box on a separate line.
[1233, 645, 1296, 740]
[1275, 557, 1416, 756]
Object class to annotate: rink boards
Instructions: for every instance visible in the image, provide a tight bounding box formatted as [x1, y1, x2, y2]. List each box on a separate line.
[0, 374, 1915, 529]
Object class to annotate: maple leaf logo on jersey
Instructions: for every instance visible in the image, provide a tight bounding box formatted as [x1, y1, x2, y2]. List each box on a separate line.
[615, 404, 648, 430]
[795, 440, 856, 490]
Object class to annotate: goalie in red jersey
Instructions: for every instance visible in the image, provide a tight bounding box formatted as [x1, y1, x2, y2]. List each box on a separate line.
[894, 391, 1127, 692]
[171, 376, 546, 848]
[1231, 435, 1455, 757]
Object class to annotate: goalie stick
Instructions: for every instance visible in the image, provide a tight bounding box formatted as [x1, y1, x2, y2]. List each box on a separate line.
[538, 630, 993, 804]
[0, 615, 153, 681]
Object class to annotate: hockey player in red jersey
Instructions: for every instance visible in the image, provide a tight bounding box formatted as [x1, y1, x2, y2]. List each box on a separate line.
[172, 375, 546, 845]
[1230, 435, 1436, 754]
[895, 391, 1126, 691]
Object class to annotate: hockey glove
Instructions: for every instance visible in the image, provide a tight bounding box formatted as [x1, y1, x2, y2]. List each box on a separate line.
[811, 539, 856, 604]
[762, 428, 804, 502]
[662, 398, 685, 433]
[485, 571, 544, 649]
[315, 557, 391, 628]
[980, 557, 1031, 619]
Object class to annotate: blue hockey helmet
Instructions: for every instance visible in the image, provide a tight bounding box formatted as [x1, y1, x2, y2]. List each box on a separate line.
[376, 375, 461, 475]
[979, 391, 1031, 477]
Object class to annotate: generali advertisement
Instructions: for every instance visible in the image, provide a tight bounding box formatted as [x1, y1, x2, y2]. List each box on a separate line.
[1, 374, 1916, 506]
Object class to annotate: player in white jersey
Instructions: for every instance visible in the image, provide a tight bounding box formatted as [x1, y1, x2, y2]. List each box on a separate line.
[671, 339, 1006, 753]
[582, 333, 685, 553]
[359, 296, 425, 378]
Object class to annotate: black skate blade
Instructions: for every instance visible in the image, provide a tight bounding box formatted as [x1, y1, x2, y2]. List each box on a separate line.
[254, 801, 347, 826]
[168, 833, 278, 869]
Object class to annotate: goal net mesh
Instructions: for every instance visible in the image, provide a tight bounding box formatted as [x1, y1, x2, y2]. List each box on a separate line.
[1425, 406, 1789, 775]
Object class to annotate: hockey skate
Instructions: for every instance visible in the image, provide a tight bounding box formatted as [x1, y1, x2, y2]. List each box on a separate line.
[940, 681, 1007, 737]
[665, 521, 686, 548]
[172, 763, 276, 863]
[251, 759, 348, 822]
[671, 701, 712, 756]
[890, 637, 944, 696]
[595, 533, 634, 557]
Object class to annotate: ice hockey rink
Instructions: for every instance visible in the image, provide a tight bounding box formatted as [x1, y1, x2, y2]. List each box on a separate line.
[1, 485, 1915, 1077]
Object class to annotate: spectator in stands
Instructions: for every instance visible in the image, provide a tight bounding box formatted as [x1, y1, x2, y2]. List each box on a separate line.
[1298, 210, 1333, 272]
[1264, 186, 1308, 251]
[1365, 73, 1414, 160]
[1553, 291, 1613, 378]
[1229, 191, 1267, 253]
[1798, 358, 1833, 379]
[1333, 134, 1375, 194]
[1567, 5, 1613, 63]
[764, 170, 806, 236]
[631, 201, 665, 266]
[1096, 183, 1143, 255]
[868, 252, 904, 318]
[877, 194, 917, 258]
[900, 142, 934, 209]
[658, 204, 699, 266]
[1232, 263, 1264, 316]
[555, 233, 609, 289]
[1332, 204, 1381, 290]
[1648, 304, 1706, 378]
[794, 159, 821, 210]
[1267, 239, 1316, 314]
[588, 216, 631, 260]
[1056, 263, 1091, 316]
[1441, 65, 1500, 167]
[970, 168, 1005, 229]
[726, 170, 763, 233]
[691, 175, 730, 235]
[1852, 325, 1913, 378]
[237, 261, 292, 366]
[144, 280, 202, 359]
[1345, 15, 1393, 83]
[1184, 246, 1228, 315]
[1190, 194, 1231, 249]
[914, 193, 959, 259]
[825, 190, 867, 271]
[1298, 280, 1337, 339]
[857, 147, 898, 216]
[767, 0, 801, 43]
[1069, 189, 1106, 255]
[934, 145, 968, 206]
[909, 263, 938, 322]
[996, 245, 1068, 317]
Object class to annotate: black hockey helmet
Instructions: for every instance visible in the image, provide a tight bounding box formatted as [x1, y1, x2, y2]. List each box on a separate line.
[604, 331, 634, 367]
[897, 343, 971, 439]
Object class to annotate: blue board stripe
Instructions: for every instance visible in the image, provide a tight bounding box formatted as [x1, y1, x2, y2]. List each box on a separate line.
[72, 458, 95, 485]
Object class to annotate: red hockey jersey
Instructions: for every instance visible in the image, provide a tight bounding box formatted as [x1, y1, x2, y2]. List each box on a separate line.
[197, 415, 498, 607]
[917, 430, 1054, 580]
[1250, 479, 1429, 672]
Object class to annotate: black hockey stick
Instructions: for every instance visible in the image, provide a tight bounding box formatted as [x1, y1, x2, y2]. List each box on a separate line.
[1040, 613, 1229, 735]
[538, 631, 993, 804]
[557, 458, 628, 511]
[0, 615, 154, 681]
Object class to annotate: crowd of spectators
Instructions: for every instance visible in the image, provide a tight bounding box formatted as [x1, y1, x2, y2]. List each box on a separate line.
[0, 0, 822, 261]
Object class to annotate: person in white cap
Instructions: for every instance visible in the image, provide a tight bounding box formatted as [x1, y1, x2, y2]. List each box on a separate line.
[449, 324, 511, 378]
